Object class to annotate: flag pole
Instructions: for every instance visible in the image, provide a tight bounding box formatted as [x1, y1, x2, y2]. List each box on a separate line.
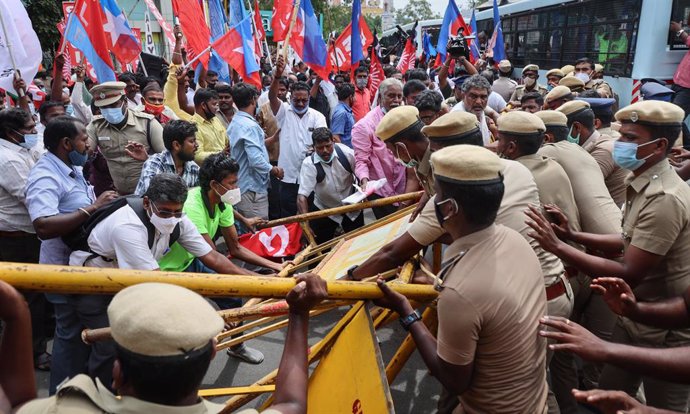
[0, 6, 25, 97]
[184, 46, 213, 70]
[281, 0, 302, 62]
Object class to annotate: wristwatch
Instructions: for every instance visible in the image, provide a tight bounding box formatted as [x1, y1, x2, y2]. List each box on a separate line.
[346, 265, 359, 280]
[399, 309, 422, 331]
[678, 29, 685, 38]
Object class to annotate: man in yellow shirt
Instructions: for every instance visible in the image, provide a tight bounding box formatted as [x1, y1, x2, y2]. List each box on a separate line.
[192, 88, 228, 165]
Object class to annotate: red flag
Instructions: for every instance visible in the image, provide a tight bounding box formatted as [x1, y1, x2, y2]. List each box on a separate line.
[369, 49, 384, 101]
[212, 26, 262, 89]
[172, 0, 211, 68]
[254, 0, 266, 42]
[237, 223, 303, 258]
[330, 21, 373, 72]
[272, 0, 292, 42]
[56, 21, 74, 83]
[396, 38, 416, 75]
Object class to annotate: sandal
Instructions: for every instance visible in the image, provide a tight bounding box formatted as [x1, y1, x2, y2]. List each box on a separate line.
[34, 352, 51, 371]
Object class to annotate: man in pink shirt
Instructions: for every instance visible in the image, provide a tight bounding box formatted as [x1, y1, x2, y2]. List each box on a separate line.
[352, 78, 407, 219]
[671, 18, 690, 146]
[352, 66, 372, 122]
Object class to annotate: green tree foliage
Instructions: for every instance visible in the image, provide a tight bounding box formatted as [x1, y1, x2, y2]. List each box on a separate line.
[23, 0, 62, 68]
[394, 0, 440, 25]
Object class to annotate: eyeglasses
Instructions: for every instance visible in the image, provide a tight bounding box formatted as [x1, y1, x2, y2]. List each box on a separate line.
[151, 202, 185, 218]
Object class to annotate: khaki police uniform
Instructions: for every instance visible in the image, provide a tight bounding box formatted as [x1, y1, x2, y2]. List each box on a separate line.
[558, 100, 628, 207]
[597, 102, 690, 411]
[544, 86, 574, 108]
[492, 77, 518, 103]
[87, 83, 165, 195]
[18, 283, 282, 414]
[585, 79, 613, 98]
[558, 76, 585, 93]
[509, 84, 549, 103]
[536, 110, 622, 413]
[431, 145, 548, 414]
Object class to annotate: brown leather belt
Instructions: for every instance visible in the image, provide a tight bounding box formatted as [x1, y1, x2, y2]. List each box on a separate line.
[546, 278, 566, 301]
[0, 230, 34, 238]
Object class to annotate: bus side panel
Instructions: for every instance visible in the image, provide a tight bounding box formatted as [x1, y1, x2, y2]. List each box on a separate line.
[632, 0, 684, 81]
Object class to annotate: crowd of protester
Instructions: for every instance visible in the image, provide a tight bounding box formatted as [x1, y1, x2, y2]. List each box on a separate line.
[4, 20, 690, 414]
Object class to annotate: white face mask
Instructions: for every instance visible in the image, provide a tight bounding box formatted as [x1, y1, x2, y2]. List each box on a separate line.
[574, 72, 590, 83]
[149, 203, 182, 235]
[216, 183, 242, 205]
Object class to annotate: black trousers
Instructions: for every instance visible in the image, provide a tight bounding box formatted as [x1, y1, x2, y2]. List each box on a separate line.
[367, 193, 397, 220]
[279, 182, 300, 218]
[672, 84, 690, 148]
[310, 210, 365, 245]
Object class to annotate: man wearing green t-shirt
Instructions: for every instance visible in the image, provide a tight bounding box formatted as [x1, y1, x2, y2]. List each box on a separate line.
[159, 153, 284, 364]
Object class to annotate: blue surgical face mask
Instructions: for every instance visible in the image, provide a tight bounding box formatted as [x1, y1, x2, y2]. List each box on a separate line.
[315, 151, 335, 164]
[291, 100, 309, 115]
[65, 104, 75, 117]
[612, 139, 658, 171]
[68, 149, 88, 166]
[101, 105, 126, 124]
[12, 130, 38, 149]
[567, 125, 580, 145]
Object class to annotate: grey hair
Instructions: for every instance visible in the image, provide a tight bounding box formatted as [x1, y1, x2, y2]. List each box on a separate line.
[379, 78, 403, 97]
[461, 74, 492, 94]
[144, 173, 188, 204]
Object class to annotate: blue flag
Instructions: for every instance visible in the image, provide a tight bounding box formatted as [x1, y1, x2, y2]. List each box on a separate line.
[470, 9, 480, 61]
[351, 0, 364, 67]
[208, 0, 231, 83]
[423, 32, 436, 58]
[491, 0, 506, 62]
[226, 0, 261, 79]
[436, 0, 461, 61]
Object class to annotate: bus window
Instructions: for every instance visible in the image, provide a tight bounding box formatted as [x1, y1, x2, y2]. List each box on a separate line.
[671, 0, 690, 50]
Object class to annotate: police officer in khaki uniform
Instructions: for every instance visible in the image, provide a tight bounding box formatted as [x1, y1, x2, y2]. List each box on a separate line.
[558, 76, 586, 94]
[558, 100, 628, 207]
[375, 106, 433, 195]
[544, 86, 575, 111]
[375, 145, 549, 414]
[536, 109, 622, 414]
[16, 277, 327, 414]
[528, 101, 690, 412]
[87, 81, 165, 195]
[574, 58, 613, 98]
[492, 60, 518, 102]
[509, 64, 549, 107]
[546, 68, 565, 90]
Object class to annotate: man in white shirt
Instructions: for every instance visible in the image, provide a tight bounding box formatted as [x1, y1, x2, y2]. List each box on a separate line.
[270, 55, 327, 217]
[452, 75, 493, 145]
[297, 127, 362, 244]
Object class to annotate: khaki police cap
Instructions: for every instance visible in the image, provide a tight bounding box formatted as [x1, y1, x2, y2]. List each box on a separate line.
[557, 100, 591, 117]
[498, 60, 512, 73]
[108, 283, 224, 357]
[421, 111, 479, 142]
[497, 111, 546, 136]
[375, 105, 424, 142]
[559, 76, 585, 91]
[561, 65, 575, 75]
[546, 68, 564, 78]
[91, 81, 127, 107]
[431, 145, 503, 185]
[615, 101, 685, 127]
[536, 110, 568, 128]
[595, 64, 604, 73]
[545, 86, 573, 103]
[522, 64, 539, 75]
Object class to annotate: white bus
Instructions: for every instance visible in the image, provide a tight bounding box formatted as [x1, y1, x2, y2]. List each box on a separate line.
[383, 0, 690, 106]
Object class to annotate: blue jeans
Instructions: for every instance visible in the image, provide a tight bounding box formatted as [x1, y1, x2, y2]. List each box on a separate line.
[184, 258, 242, 310]
[49, 294, 114, 394]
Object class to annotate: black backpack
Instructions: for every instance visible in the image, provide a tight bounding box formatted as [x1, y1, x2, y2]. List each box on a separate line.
[62, 196, 181, 255]
[312, 145, 353, 184]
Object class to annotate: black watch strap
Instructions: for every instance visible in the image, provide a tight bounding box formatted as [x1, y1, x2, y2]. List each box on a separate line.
[399, 309, 422, 331]
[347, 265, 359, 279]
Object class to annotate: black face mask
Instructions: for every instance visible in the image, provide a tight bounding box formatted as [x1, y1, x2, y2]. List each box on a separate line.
[203, 103, 215, 119]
